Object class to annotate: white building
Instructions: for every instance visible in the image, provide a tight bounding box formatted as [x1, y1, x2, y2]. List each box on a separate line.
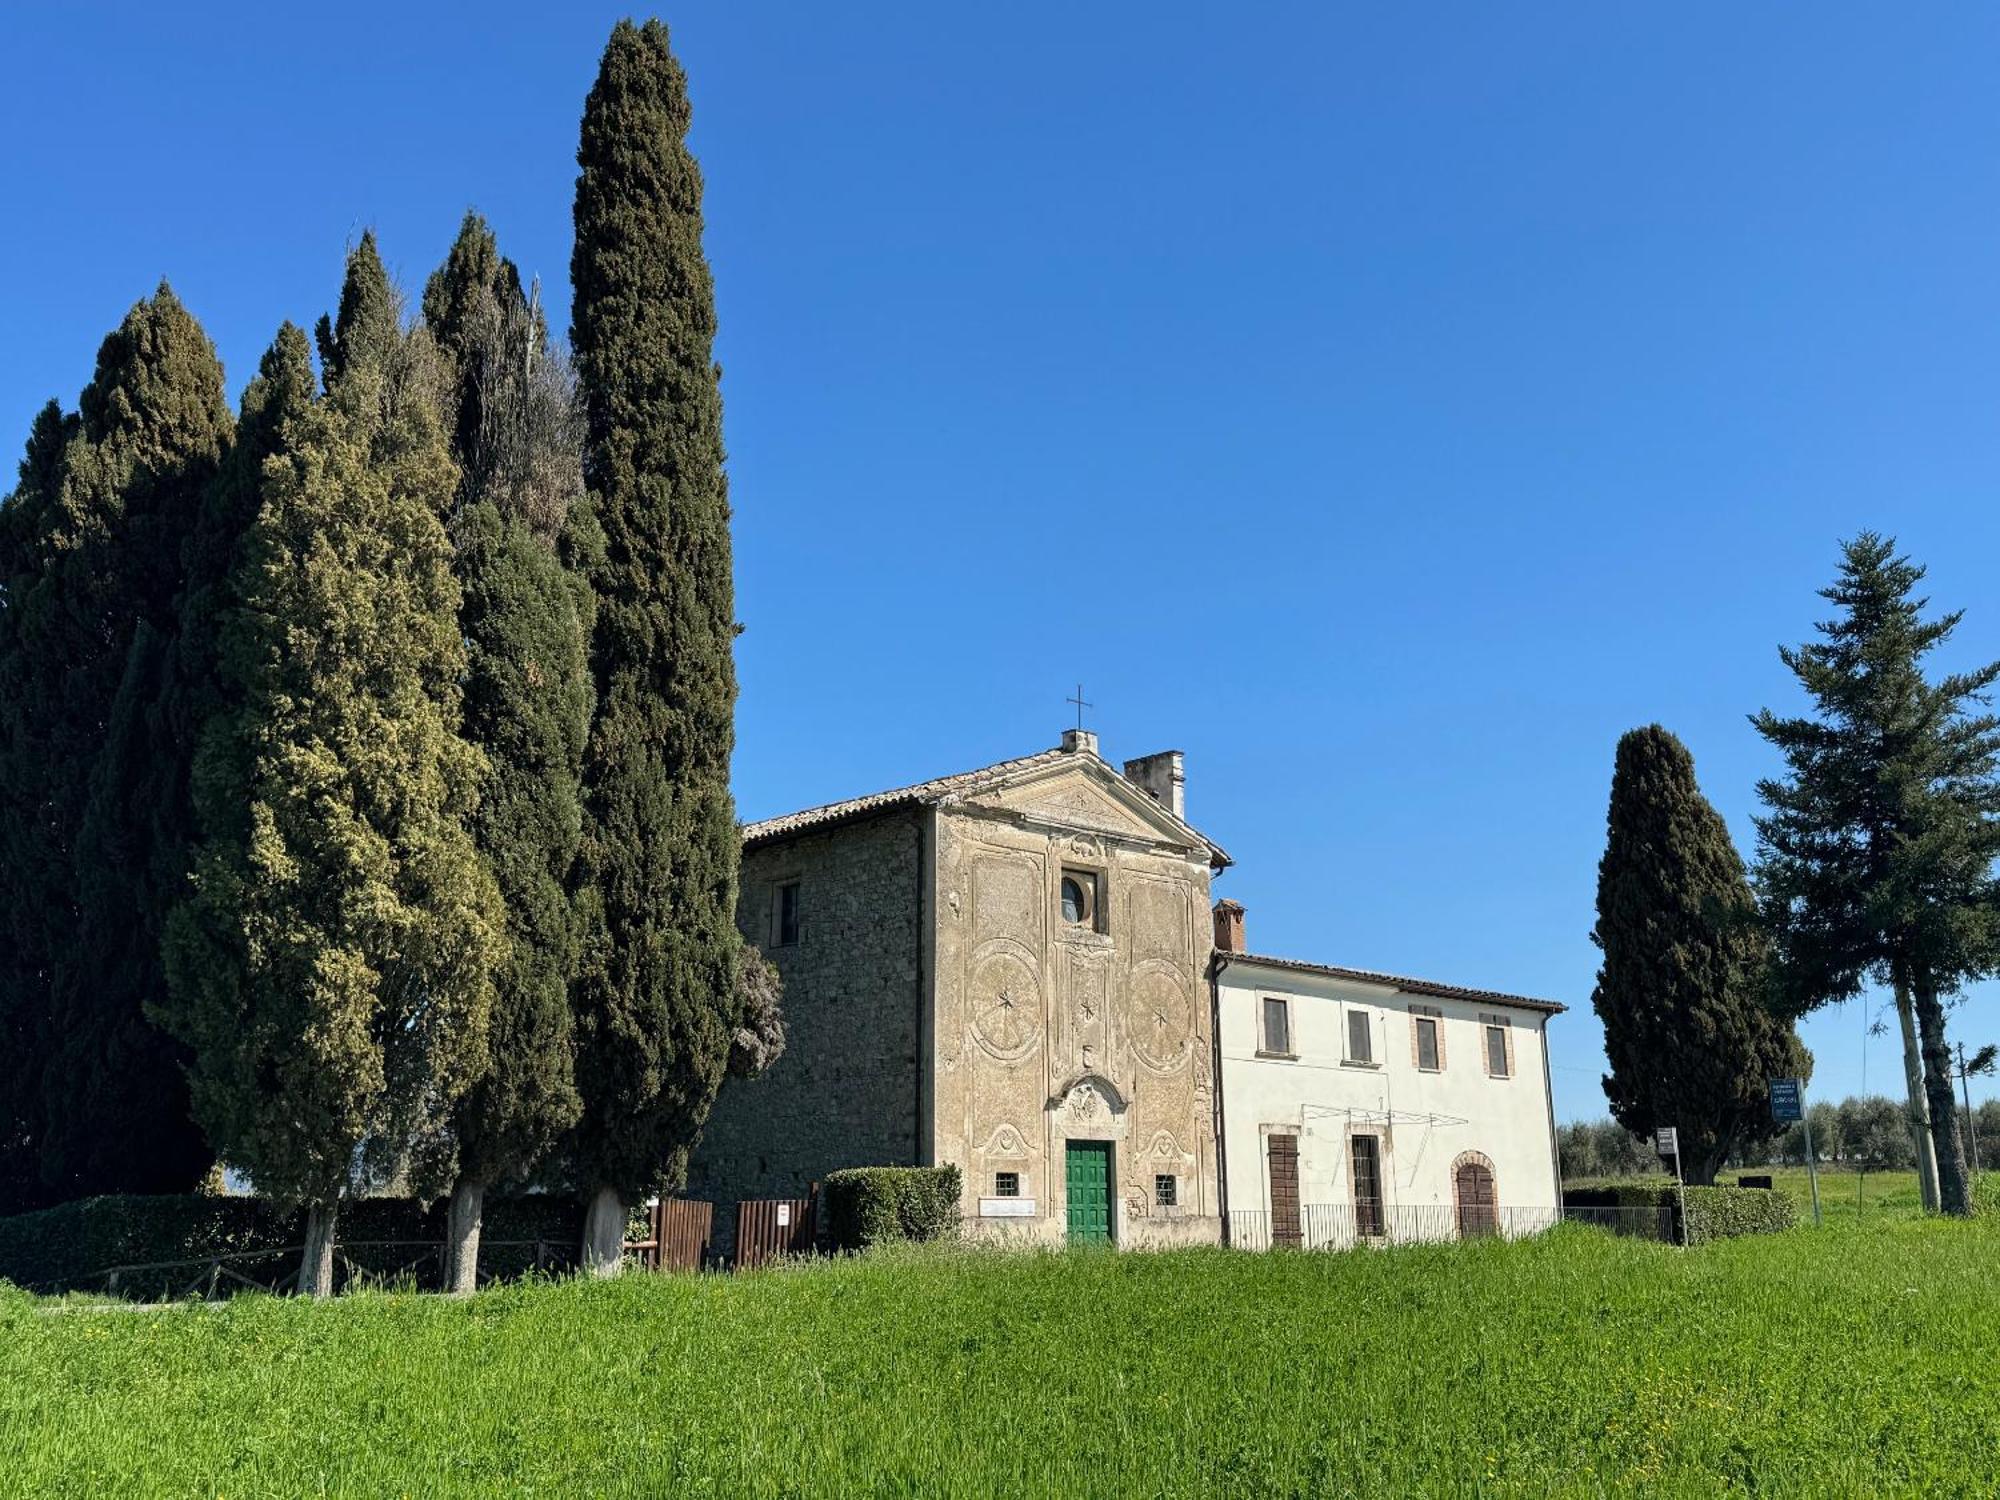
[1210, 900, 1564, 1248]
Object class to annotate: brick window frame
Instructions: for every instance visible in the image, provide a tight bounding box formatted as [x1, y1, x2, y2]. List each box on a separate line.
[1479, 1012, 1515, 1078]
[1409, 1003, 1445, 1072]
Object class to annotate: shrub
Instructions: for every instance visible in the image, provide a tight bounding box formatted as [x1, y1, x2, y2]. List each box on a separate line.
[0, 1192, 581, 1295]
[822, 1167, 962, 1251]
[1562, 1183, 1794, 1245]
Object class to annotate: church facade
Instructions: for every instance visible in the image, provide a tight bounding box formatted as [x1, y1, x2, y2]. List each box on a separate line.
[688, 729, 1229, 1247]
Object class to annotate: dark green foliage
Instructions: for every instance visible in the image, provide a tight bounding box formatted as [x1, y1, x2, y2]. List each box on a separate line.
[1591, 726, 1809, 1184]
[0, 1193, 582, 1296]
[1556, 1119, 1660, 1182]
[727, 945, 786, 1078]
[0, 401, 76, 1213]
[1753, 534, 2000, 1215]
[822, 1166, 963, 1251]
[569, 19, 742, 1201]
[0, 288, 231, 1208]
[161, 240, 505, 1212]
[1561, 1182, 1796, 1245]
[423, 213, 595, 1192]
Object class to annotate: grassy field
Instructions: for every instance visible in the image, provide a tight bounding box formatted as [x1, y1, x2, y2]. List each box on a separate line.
[7, 1215, 2000, 1498]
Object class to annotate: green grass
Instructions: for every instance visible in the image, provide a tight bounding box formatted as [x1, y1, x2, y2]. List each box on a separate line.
[6, 1218, 1999, 1497]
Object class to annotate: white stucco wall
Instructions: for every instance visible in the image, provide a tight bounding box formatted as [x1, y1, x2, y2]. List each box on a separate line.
[1215, 957, 1562, 1247]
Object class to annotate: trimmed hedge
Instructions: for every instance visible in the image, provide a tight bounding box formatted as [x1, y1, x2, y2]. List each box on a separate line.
[822, 1166, 962, 1251]
[0, 1193, 582, 1296]
[1563, 1183, 1794, 1246]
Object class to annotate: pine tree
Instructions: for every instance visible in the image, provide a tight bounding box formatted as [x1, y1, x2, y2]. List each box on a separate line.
[162, 241, 505, 1294]
[423, 212, 596, 1293]
[1753, 534, 2000, 1216]
[568, 19, 743, 1272]
[0, 288, 231, 1206]
[1590, 726, 1809, 1184]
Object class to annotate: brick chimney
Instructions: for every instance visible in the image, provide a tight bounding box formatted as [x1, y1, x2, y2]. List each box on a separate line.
[1212, 898, 1245, 954]
[1123, 750, 1186, 820]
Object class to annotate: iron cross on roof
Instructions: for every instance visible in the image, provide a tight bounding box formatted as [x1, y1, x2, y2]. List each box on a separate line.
[1066, 683, 1094, 731]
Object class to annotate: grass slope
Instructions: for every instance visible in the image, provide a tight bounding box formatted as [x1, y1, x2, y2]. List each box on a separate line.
[5, 1219, 1997, 1497]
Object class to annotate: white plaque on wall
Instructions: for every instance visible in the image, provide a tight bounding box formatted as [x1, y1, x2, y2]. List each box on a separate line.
[979, 1197, 1036, 1218]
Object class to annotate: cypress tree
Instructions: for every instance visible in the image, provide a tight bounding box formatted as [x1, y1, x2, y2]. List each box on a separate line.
[569, 19, 743, 1271]
[423, 212, 595, 1292]
[1753, 534, 2000, 1216]
[163, 241, 505, 1295]
[0, 288, 231, 1206]
[0, 400, 76, 1213]
[1590, 726, 1808, 1184]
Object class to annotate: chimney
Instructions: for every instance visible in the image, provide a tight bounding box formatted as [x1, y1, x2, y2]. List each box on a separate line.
[1212, 898, 1245, 954]
[1122, 750, 1186, 821]
[1061, 728, 1099, 756]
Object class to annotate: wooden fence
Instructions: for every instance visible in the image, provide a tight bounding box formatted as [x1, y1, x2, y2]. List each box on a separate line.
[733, 1188, 817, 1270]
[626, 1198, 714, 1273]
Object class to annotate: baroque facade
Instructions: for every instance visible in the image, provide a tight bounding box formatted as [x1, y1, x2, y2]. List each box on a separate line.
[689, 729, 1229, 1247]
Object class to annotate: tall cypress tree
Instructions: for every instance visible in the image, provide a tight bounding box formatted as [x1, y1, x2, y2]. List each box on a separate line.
[0, 288, 231, 1206]
[1591, 726, 1808, 1184]
[423, 212, 596, 1292]
[1753, 534, 2000, 1216]
[569, 19, 742, 1270]
[163, 241, 505, 1294]
[0, 400, 77, 1213]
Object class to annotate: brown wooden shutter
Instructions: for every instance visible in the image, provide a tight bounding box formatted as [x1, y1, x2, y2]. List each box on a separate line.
[1267, 1135, 1302, 1248]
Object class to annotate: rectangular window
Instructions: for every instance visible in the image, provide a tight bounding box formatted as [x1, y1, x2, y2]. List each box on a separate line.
[1261, 996, 1291, 1057]
[774, 880, 801, 947]
[994, 1171, 1020, 1198]
[1415, 1016, 1440, 1072]
[1484, 1018, 1511, 1078]
[1346, 1008, 1373, 1064]
[1352, 1135, 1384, 1238]
[1154, 1173, 1177, 1208]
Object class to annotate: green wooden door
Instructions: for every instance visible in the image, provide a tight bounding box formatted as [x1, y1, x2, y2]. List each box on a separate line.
[1065, 1140, 1113, 1245]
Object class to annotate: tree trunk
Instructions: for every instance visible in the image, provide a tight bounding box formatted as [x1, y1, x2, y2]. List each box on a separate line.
[1893, 972, 1941, 1212]
[299, 1201, 338, 1299]
[1911, 968, 1972, 1217]
[581, 1184, 626, 1278]
[445, 1177, 485, 1296]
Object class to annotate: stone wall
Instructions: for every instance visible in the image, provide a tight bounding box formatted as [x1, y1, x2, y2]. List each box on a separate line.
[685, 809, 925, 1203]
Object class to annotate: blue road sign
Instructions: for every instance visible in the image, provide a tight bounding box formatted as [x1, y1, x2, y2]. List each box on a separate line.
[1769, 1078, 1804, 1123]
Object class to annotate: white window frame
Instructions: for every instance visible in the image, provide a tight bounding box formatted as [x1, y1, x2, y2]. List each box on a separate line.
[1259, 994, 1294, 1059]
[1342, 1005, 1378, 1068]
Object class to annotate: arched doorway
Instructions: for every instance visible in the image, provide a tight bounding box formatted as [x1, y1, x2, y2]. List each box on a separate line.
[1453, 1153, 1497, 1238]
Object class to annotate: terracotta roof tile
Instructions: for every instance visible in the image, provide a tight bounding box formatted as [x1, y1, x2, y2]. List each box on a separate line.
[1218, 951, 1566, 1014]
[740, 747, 1072, 847]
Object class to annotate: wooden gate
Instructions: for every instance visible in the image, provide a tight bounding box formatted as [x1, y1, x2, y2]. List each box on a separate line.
[628, 1198, 713, 1272]
[734, 1189, 817, 1270]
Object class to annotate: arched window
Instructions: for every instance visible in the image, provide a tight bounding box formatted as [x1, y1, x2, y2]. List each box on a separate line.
[1452, 1152, 1498, 1238]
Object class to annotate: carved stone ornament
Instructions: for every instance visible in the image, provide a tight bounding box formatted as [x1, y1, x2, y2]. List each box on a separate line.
[1130, 965, 1193, 1072]
[970, 950, 1041, 1062]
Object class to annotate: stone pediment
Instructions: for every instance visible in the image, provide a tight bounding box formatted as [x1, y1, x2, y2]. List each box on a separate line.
[971, 766, 1192, 848]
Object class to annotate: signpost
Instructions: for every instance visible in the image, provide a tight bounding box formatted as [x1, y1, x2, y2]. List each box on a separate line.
[1655, 1126, 1686, 1246]
[1770, 1077, 1821, 1226]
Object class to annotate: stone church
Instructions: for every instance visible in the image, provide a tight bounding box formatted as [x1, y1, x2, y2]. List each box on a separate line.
[687, 729, 1229, 1247]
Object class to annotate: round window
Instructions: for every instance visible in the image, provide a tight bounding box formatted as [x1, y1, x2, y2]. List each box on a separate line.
[1060, 875, 1088, 925]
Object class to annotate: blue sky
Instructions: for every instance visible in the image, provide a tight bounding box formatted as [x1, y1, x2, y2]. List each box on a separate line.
[5, 4, 1998, 1120]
